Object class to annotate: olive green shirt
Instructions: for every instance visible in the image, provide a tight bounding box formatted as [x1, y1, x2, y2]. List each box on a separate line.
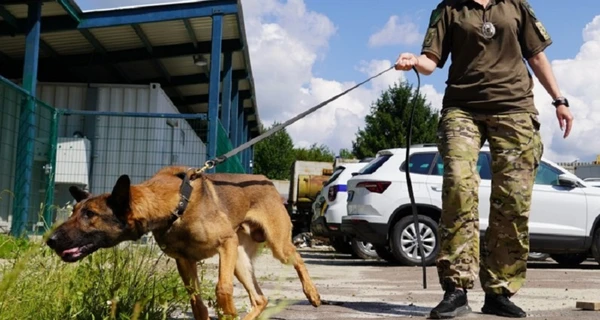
[421, 0, 552, 114]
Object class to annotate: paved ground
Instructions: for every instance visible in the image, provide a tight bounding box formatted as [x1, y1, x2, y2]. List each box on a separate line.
[200, 247, 600, 320]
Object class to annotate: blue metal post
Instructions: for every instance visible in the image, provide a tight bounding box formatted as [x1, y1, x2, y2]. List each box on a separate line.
[249, 145, 254, 174]
[207, 12, 223, 172]
[242, 117, 248, 172]
[11, 2, 41, 236]
[236, 102, 245, 171]
[220, 51, 233, 135]
[237, 105, 244, 149]
[230, 80, 239, 146]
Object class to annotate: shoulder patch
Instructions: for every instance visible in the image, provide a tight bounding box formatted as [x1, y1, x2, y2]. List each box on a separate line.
[534, 21, 550, 41]
[522, 0, 537, 20]
[423, 28, 437, 48]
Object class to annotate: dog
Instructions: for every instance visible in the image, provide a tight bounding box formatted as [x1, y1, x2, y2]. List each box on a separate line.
[46, 166, 321, 320]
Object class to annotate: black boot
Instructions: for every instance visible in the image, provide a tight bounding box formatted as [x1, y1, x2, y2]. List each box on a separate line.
[429, 289, 471, 319]
[481, 293, 527, 318]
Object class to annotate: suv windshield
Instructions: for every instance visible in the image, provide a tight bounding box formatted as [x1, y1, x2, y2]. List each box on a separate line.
[357, 154, 392, 175]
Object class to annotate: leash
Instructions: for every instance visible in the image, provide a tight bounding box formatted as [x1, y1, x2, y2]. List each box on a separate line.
[184, 63, 428, 289]
[195, 65, 396, 173]
[405, 67, 428, 289]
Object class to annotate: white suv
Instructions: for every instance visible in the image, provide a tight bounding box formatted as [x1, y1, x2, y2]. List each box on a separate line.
[311, 162, 379, 259]
[341, 144, 600, 267]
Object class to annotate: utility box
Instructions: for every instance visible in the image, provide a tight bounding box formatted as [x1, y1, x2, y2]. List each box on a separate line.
[55, 137, 92, 187]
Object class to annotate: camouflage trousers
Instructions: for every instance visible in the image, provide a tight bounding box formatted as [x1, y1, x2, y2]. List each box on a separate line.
[436, 107, 543, 296]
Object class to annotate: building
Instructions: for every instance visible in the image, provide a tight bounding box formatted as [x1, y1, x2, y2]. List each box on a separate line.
[0, 0, 261, 235]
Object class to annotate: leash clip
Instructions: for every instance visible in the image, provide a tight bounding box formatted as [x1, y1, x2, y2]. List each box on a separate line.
[195, 160, 215, 175]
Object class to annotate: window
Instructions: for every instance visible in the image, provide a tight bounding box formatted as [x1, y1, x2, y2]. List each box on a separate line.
[401, 152, 436, 175]
[323, 167, 345, 187]
[534, 162, 561, 186]
[431, 152, 492, 180]
[358, 154, 392, 175]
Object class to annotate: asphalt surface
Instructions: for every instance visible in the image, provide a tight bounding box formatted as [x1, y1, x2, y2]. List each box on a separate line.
[199, 247, 600, 320]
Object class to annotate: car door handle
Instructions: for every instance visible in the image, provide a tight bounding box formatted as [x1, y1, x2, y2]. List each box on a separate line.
[431, 186, 442, 192]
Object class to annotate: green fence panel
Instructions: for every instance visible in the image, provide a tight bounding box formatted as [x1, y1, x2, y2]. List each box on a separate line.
[51, 111, 210, 209]
[0, 77, 58, 235]
[215, 120, 245, 174]
[0, 77, 245, 234]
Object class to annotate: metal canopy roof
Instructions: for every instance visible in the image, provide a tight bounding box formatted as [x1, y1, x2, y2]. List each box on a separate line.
[0, 0, 260, 137]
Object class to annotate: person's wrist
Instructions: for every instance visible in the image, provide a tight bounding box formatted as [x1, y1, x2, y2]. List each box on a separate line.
[413, 54, 420, 67]
[552, 96, 569, 108]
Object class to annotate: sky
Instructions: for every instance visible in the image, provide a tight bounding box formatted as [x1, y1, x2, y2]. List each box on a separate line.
[76, 0, 600, 162]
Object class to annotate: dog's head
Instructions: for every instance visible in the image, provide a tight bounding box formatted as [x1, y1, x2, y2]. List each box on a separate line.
[46, 174, 140, 262]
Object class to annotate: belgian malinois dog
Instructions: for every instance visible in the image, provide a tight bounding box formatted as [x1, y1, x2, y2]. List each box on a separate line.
[46, 166, 321, 320]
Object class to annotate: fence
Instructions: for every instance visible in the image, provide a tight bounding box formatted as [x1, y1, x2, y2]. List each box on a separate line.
[53, 110, 210, 207]
[215, 119, 245, 174]
[0, 77, 57, 234]
[0, 77, 248, 235]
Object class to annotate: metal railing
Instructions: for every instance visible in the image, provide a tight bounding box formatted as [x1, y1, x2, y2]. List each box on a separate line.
[0, 76, 247, 235]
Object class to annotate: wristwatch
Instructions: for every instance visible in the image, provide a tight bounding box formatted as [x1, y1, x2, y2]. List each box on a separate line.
[552, 97, 569, 107]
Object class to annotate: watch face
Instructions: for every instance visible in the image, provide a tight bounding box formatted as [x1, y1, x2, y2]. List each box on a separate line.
[554, 98, 568, 107]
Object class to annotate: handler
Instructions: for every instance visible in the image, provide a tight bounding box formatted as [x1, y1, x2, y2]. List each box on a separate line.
[394, 0, 574, 318]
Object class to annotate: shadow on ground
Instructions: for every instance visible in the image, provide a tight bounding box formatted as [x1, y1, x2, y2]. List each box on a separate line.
[527, 261, 599, 270]
[264, 299, 432, 319]
[299, 249, 599, 270]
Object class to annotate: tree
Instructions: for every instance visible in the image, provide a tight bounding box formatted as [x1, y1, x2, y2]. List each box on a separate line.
[294, 143, 335, 162]
[351, 81, 439, 159]
[338, 148, 355, 159]
[252, 122, 295, 180]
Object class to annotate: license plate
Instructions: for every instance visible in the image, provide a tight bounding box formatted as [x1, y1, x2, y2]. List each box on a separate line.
[347, 190, 354, 202]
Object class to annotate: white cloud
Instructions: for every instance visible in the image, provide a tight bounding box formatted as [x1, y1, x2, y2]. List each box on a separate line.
[419, 84, 443, 112]
[533, 15, 600, 162]
[368, 15, 423, 48]
[242, 0, 420, 154]
[242, 1, 600, 163]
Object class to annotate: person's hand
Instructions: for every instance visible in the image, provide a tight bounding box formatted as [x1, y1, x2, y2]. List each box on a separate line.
[555, 104, 573, 138]
[395, 53, 419, 71]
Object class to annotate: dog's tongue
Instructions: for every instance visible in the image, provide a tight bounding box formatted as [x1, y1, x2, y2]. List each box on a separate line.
[61, 247, 81, 258]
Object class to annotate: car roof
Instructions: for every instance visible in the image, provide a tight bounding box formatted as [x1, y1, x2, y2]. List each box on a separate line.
[374, 143, 566, 170]
[336, 162, 367, 170]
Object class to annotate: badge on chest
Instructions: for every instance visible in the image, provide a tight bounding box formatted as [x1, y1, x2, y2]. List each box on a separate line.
[482, 21, 496, 39]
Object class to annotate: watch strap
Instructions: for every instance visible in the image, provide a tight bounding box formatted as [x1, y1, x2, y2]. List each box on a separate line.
[552, 97, 569, 107]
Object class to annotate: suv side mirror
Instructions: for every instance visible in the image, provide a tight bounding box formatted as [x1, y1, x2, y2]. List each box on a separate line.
[558, 174, 580, 188]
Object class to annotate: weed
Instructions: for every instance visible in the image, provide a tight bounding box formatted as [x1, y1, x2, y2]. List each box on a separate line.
[0, 236, 215, 320]
[0, 234, 31, 259]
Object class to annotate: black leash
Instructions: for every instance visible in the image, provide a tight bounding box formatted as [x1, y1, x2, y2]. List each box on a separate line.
[405, 67, 427, 289]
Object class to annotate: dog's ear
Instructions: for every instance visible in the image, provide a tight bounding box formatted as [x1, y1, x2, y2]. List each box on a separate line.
[107, 174, 131, 214]
[69, 186, 90, 202]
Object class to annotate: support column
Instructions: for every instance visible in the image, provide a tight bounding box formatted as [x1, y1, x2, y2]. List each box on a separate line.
[207, 12, 223, 172]
[245, 126, 251, 173]
[236, 102, 245, 172]
[249, 145, 254, 174]
[230, 80, 239, 146]
[220, 51, 233, 135]
[11, 2, 41, 236]
[242, 117, 248, 172]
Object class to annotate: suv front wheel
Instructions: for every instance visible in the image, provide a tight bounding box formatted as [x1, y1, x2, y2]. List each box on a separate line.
[390, 215, 439, 266]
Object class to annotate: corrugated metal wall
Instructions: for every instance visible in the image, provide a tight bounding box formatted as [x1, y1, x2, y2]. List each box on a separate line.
[154, 87, 207, 171]
[35, 83, 207, 203]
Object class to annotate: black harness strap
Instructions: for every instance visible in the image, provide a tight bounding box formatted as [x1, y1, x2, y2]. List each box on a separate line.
[169, 171, 194, 224]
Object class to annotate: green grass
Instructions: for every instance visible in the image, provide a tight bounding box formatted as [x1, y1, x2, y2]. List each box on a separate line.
[0, 235, 216, 320]
[0, 234, 31, 259]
